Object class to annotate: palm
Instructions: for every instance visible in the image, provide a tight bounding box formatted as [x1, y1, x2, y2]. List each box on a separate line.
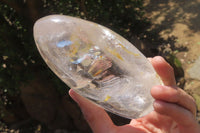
[123, 112, 177, 133]
[117, 110, 197, 133]
[69, 56, 200, 133]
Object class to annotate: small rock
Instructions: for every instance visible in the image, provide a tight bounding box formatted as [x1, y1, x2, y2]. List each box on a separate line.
[187, 56, 200, 80]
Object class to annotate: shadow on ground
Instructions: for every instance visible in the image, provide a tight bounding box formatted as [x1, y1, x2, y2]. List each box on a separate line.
[146, 0, 200, 33]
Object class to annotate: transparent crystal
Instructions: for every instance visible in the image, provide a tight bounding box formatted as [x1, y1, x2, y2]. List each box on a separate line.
[33, 15, 162, 119]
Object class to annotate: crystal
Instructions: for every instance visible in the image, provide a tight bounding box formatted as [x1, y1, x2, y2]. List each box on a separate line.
[33, 15, 162, 119]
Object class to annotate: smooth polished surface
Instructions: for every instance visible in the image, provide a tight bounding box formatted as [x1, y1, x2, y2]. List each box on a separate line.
[33, 15, 162, 119]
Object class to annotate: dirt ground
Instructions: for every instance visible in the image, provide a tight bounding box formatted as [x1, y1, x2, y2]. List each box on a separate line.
[144, 0, 200, 122]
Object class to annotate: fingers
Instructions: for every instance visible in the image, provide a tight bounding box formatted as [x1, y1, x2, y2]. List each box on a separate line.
[150, 56, 196, 116]
[69, 89, 116, 133]
[151, 85, 197, 116]
[150, 56, 176, 86]
[153, 100, 196, 126]
[150, 56, 198, 126]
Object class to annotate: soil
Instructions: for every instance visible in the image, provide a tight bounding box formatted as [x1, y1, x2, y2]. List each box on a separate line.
[144, 0, 200, 122]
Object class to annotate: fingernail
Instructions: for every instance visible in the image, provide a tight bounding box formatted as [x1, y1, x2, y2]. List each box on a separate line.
[69, 89, 79, 104]
[154, 56, 165, 62]
[152, 85, 164, 91]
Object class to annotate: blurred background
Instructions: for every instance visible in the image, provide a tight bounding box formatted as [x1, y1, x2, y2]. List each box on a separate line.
[0, 0, 200, 132]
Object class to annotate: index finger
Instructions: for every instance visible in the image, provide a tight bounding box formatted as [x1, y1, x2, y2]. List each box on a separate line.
[149, 56, 176, 86]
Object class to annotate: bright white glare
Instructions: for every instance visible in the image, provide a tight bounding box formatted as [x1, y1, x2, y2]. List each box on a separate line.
[103, 29, 115, 39]
[52, 18, 61, 23]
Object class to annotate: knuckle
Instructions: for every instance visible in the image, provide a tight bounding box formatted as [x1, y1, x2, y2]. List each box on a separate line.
[169, 65, 175, 74]
[169, 87, 180, 102]
[190, 95, 197, 111]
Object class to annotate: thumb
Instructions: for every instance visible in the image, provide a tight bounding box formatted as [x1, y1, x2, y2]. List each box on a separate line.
[69, 89, 116, 133]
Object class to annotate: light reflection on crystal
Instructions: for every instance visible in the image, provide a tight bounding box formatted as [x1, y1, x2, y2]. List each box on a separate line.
[57, 40, 72, 48]
[52, 18, 61, 23]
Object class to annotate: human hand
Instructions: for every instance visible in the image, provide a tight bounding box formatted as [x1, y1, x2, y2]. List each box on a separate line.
[69, 56, 200, 133]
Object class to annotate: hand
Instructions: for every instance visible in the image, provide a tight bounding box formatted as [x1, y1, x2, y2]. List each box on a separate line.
[69, 56, 200, 133]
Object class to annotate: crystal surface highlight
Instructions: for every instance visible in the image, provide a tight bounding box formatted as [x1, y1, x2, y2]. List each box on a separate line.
[33, 15, 162, 119]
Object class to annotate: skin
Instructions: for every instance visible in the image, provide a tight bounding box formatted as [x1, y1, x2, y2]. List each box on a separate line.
[69, 56, 200, 133]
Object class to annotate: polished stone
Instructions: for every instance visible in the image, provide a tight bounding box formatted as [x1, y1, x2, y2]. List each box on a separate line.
[33, 15, 162, 119]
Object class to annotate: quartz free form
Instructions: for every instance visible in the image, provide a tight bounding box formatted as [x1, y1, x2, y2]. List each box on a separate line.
[33, 15, 162, 119]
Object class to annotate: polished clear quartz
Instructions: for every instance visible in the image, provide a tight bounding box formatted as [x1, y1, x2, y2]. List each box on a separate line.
[33, 15, 162, 119]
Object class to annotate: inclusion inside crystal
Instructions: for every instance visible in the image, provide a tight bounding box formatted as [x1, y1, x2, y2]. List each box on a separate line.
[33, 15, 162, 119]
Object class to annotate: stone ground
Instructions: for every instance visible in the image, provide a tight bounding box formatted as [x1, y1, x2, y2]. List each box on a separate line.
[144, 0, 200, 122]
